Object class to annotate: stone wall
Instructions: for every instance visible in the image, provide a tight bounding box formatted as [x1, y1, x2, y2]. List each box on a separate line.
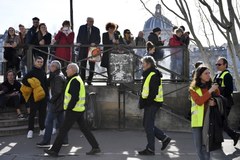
[86, 84, 240, 131]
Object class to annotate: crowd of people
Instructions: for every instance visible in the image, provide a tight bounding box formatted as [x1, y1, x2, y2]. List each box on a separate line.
[0, 16, 239, 159]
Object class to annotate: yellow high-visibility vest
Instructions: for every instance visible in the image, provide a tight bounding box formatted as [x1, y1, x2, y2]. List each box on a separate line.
[219, 71, 230, 87]
[64, 76, 85, 112]
[191, 88, 204, 127]
[141, 72, 163, 102]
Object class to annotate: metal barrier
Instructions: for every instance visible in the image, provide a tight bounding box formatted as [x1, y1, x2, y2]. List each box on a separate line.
[22, 44, 190, 82]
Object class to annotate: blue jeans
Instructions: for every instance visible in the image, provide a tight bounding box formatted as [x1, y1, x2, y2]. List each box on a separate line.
[192, 127, 210, 160]
[43, 103, 68, 144]
[143, 105, 167, 151]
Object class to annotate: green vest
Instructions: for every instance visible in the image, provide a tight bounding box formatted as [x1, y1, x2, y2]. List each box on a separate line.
[64, 76, 85, 112]
[141, 72, 164, 102]
[219, 70, 230, 87]
[191, 88, 204, 127]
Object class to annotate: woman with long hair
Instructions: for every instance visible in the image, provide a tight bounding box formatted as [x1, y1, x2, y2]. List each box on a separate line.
[4, 27, 20, 72]
[189, 66, 220, 160]
[32, 23, 52, 68]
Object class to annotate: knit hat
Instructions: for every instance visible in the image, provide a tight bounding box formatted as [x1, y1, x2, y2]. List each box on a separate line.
[153, 27, 161, 33]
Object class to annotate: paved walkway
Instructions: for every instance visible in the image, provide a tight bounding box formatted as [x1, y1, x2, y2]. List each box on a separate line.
[0, 129, 240, 160]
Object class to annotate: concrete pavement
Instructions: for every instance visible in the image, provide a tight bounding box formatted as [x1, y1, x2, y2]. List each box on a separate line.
[0, 129, 240, 160]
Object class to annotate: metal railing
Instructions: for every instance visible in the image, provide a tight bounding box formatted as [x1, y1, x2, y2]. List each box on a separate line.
[1, 44, 190, 82]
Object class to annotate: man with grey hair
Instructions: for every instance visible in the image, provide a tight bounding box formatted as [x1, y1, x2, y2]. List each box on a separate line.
[77, 17, 101, 85]
[45, 63, 100, 157]
[37, 60, 68, 147]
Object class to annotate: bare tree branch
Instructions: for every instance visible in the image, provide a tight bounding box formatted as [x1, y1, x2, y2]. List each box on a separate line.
[198, 2, 218, 47]
[161, 0, 185, 20]
[139, 0, 155, 17]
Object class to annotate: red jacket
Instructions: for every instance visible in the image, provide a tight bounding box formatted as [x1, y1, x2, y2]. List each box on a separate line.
[55, 31, 74, 61]
[169, 35, 184, 47]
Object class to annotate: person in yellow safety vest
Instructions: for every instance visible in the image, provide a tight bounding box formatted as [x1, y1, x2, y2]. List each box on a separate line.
[44, 63, 100, 157]
[189, 66, 220, 160]
[138, 56, 171, 156]
[214, 57, 240, 146]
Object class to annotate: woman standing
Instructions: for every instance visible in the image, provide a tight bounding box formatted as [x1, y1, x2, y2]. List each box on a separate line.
[4, 27, 20, 72]
[54, 20, 74, 75]
[189, 66, 219, 160]
[32, 23, 52, 68]
[122, 29, 135, 46]
[101, 22, 119, 83]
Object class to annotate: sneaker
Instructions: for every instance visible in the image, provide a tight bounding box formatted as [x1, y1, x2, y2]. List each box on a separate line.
[52, 128, 56, 135]
[161, 137, 171, 150]
[138, 148, 155, 155]
[44, 149, 58, 157]
[36, 142, 51, 148]
[17, 114, 25, 120]
[233, 133, 240, 146]
[62, 143, 69, 147]
[39, 129, 45, 136]
[27, 130, 33, 139]
[86, 148, 101, 155]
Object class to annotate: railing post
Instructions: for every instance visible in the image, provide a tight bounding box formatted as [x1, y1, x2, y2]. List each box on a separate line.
[183, 48, 189, 81]
[27, 45, 33, 71]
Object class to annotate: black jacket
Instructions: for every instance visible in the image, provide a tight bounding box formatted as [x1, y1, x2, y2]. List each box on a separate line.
[101, 32, 114, 68]
[214, 70, 234, 106]
[76, 24, 100, 45]
[148, 32, 164, 47]
[139, 67, 163, 109]
[48, 70, 66, 112]
[26, 26, 37, 44]
[208, 96, 227, 152]
[66, 74, 82, 111]
[22, 66, 48, 99]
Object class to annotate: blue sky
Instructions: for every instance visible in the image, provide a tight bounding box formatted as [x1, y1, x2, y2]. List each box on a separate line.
[0, 0, 229, 45]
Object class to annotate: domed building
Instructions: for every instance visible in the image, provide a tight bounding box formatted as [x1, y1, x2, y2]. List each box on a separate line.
[143, 4, 173, 44]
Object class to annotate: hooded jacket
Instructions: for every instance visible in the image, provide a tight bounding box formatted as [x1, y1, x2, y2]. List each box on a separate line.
[139, 67, 163, 108]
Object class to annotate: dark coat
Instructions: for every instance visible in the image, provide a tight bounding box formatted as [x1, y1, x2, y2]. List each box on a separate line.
[208, 96, 227, 152]
[139, 67, 163, 109]
[101, 32, 114, 68]
[48, 70, 66, 112]
[22, 66, 48, 100]
[76, 24, 101, 45]
[76, 24, 100, 59]
[26, 26, 38, 44]
[148, 33, 164, 60]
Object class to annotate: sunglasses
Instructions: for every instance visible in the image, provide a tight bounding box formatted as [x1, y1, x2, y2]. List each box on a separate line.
[9, 29, 14, 32]
[215, 63, 223, 66]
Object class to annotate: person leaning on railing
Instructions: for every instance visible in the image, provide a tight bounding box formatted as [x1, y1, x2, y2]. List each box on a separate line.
[53, 20, 74, 76]
[31, 23, 52, 69]
[3, 27, 20, 74]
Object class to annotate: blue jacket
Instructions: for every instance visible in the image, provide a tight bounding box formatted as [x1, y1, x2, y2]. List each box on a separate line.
[76, 24, 100, 45]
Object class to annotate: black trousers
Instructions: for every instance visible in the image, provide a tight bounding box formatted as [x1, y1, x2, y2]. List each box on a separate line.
[50, 110, 99, 153]
[28, 98, 47, 131]
[79, 47, 95, 83]
[223, 105, 238, 140]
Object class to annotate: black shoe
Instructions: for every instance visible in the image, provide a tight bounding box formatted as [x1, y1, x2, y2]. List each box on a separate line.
[87, 81, 92, 86]
[44, 149, 58, 157]
[86, 148, 101, 155]
[161, 137, 171, 150]
[233, 133, 240, 146]
[37, 142, 51, 148]
[138, 148, 155, 155]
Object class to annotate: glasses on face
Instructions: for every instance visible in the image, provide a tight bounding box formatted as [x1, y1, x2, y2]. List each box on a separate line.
[9, 29, 14, 32]
[33, 21, 39, 24]
[215, 63, 223, 66]
[126, 32, 131, 34]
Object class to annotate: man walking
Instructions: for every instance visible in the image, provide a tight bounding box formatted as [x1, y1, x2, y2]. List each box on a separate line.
[37, 60, 68, 147]
[44, 63, 100, 157]
[138, 56, 171, 155]
[214, 57, 240, 146]
[77, 17, 101, 85]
